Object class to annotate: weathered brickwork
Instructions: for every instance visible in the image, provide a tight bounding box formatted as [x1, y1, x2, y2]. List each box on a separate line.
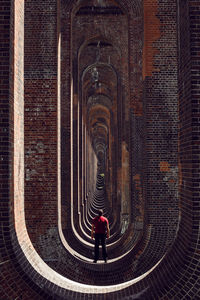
[24, 0, 57, 253]
[0, 1, 13, 298]
[0, 1, 49, 299]
[0, 0, 200, 299]
[141, 0, 180, 272]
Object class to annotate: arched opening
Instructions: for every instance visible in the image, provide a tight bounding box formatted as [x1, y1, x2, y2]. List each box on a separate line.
[59, 0, 146, 263]
[16, 0, 180, 294]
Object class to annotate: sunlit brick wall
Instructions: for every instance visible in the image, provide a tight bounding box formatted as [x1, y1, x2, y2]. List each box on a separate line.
[0, 0, 200, 299]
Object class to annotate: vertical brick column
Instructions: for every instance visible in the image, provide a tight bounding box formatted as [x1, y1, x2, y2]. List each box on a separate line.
[24, 0, 58, 254]
[148, 1, 200, 298]
[1, 0, 200, 299]
[177, 1, 200, 297]
[0, 6, 13, 297]
[140, 0, 179, 271]
[0, 1, 49, 299]
[0, 2, 11, 216]
[190, 1, 200, 224]
[178, 0, 193, 247]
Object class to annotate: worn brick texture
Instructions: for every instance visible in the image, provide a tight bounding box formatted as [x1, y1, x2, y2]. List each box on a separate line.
[24, 0, 57, 250]
[0, 0, 200, 299]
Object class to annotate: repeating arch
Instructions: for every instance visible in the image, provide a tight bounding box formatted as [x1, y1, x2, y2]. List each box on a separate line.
[8, 0, 188, 299]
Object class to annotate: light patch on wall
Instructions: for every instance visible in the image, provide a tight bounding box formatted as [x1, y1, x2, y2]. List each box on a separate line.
[159, 161, 170, 172]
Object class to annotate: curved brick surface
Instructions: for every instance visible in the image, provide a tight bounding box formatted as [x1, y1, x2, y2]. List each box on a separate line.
[0, 0, 200, 299]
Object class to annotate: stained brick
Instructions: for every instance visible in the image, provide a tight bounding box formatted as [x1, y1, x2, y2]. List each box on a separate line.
[0, 0, 200, 299]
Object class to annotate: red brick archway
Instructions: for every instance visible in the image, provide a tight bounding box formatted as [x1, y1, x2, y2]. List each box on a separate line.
[1, 0, 199, 299]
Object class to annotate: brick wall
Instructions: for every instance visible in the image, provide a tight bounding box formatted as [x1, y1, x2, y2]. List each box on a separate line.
[0, 1, 48, 299]
[0, 0, 200, 299]
[24, 0, 57, 252]
[139, 0, 179, 274]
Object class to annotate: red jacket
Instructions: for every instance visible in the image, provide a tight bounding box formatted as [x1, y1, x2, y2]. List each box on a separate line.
[92, 216, 109, 234]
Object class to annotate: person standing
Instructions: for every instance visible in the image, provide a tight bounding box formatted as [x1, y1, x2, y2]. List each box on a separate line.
[91, 209, 110, 263]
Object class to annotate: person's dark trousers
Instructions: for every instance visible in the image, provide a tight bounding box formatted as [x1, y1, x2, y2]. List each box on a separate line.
[94, 233, 107, 262]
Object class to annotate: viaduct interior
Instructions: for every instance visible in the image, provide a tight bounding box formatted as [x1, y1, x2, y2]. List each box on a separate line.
[0, 0, 200, 299]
